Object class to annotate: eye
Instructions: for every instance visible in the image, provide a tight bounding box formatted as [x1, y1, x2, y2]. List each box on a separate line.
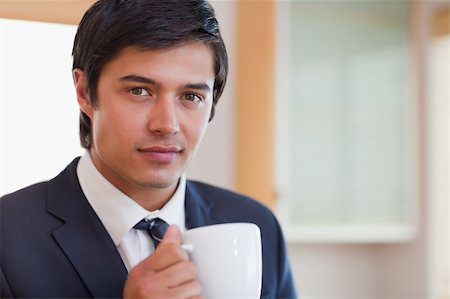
[129, 87, 150, 96]
[181, 93, 203, 103]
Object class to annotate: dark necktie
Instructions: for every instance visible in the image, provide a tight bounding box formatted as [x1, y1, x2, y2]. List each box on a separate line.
[133, 218, 169, 248]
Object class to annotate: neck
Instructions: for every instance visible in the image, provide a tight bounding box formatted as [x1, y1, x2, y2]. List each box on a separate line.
[126, 182, 179, 212]
[87, 150, 181, 212]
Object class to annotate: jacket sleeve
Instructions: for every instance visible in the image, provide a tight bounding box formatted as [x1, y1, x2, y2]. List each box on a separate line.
[274, 218, 297, 299]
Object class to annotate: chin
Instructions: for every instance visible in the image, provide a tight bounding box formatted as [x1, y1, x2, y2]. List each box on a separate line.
[136, 175, 179, 189]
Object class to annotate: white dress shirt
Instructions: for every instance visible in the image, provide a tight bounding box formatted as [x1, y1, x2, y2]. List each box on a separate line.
[76, 152, 186, 271]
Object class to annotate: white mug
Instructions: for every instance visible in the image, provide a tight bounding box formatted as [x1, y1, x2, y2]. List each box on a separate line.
[182, 222, 262, 299]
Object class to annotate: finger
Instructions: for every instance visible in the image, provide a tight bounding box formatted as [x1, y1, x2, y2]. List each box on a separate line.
[125, 258, 199, 298]
[129, 225, 186, 273]
[161, 224, 182, 244]
[160, 260, 198, 287]
[168, 279, 202, 299]
[139, 242, 189, 271]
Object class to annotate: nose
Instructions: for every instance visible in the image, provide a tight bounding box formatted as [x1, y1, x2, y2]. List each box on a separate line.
[147, 98, 180, 135]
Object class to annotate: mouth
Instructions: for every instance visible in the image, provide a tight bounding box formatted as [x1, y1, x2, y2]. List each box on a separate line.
[138, 145, 182, 163]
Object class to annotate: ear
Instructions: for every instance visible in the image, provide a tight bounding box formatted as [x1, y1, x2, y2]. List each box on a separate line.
[73, 68, 93, 119]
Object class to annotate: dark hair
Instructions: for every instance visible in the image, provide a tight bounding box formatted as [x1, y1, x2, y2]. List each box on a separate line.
[72, 0, 228, 148]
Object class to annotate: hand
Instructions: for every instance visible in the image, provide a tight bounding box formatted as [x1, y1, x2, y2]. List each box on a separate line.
[123, 225, 203, 299]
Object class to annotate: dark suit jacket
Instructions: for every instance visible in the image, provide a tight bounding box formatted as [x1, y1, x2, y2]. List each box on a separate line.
[1, 158, 296, 298]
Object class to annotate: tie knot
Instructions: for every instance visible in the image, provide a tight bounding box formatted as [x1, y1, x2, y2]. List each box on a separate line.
[133, 217, 169, 247]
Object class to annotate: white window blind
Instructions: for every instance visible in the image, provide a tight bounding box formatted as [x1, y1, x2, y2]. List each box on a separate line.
[276, 1, 417, 242]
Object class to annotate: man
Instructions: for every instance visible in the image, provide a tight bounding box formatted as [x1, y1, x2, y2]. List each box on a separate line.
[0, 1, 296, 298]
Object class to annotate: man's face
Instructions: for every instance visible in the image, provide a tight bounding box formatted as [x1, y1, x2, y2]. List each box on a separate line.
[75, 43, 215, 200]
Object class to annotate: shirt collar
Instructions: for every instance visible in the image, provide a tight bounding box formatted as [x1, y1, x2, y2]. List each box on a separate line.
[76, 152, 186, 246]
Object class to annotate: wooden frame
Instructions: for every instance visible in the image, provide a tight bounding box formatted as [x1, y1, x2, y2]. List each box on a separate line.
[235, 0, 276, 208]
[432, 8, 450, 36]
[0, 1, 94, 25]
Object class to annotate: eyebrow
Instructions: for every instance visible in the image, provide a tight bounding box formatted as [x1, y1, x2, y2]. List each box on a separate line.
[119, 75, 156, 84]
[119, 74, 212, 92]
[184, 82, 211, 92]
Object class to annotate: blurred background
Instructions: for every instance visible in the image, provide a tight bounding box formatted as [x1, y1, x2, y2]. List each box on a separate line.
[1, 1, 448, 298]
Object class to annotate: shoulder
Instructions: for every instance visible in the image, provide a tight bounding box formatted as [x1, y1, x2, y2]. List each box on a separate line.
[186, 180, 295, 297]
[187, 180, 272, 212]
[1, 181, 48, 214]
[1, 158, 80, 217]
[0, 181, 53, 245]
[186, 180, 279, 228]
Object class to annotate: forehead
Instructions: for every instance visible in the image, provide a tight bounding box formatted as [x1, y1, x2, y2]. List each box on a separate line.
[100, 43, 215, 81]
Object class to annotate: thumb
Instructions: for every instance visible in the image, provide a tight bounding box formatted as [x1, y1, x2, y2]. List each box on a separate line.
[161, 224, 182, 244]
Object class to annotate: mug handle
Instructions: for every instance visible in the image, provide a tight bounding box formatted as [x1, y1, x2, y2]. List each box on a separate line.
[181, 244, 194, 253]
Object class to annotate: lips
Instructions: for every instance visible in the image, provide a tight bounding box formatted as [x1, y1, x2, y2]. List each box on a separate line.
[140, 145, 181, 153]
[138, 145, 182, 162]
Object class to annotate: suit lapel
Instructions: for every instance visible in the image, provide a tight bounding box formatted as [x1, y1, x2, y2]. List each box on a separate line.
[184, 181, 225, 229]
[47, 158, 127, 298]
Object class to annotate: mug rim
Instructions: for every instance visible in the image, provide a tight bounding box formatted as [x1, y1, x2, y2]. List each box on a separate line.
[183, 222, 260, 237]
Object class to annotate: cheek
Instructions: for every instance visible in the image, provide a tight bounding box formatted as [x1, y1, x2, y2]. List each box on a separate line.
[183, 108, 211, 145]
[91, 106, 142, 146]
[90, 111, 112, 149]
